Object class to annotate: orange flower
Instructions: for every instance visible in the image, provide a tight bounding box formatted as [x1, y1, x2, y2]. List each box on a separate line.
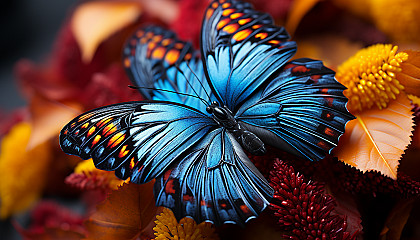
[153, 208, 219, 240]
[0, 122, 52, 218]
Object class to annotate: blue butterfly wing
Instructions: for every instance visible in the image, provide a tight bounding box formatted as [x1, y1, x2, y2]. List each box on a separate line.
[154, 128, 272, 226]
[60, 101, 216, 183]
[60, 101, 272, 226]
[123, 26, 214, 112]
[235, 58, 355, 161]
[201, 0, 297, 111]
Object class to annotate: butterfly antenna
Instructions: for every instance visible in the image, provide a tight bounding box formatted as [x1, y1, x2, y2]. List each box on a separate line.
[185, 60, 212, 102]
[174, 63, 210, 107]
[128, 85, 209, 106]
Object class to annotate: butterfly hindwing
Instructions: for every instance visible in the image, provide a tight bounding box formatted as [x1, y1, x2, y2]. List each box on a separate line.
[201, 0, 297, 111]
[235, 58, 355, 161]
[60, 101, 217, 183]
[123, 26, 213, 112]
[154, 128, 272, 226]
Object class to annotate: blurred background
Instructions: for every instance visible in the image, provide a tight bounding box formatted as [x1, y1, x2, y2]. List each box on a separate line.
[0, 1, 77, 238]
[0, 0, 77, 111]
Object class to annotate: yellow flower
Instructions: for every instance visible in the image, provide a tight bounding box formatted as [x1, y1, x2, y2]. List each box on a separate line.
[336, 44, 408, 112]
[0, 122, 51, 219]
[153, 208, 219, 240]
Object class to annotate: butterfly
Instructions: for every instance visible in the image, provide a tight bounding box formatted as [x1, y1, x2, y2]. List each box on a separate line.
[60, 0, 354, 226]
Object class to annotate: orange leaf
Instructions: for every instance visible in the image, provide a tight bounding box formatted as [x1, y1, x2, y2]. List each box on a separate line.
[84, 181, 157, 240]
[71, 1, 142, 63]
[28, 94, 81, 149]
[397, 50, 420, 96]
[285, 0, 320, 36]
[334, 93, 414, 179]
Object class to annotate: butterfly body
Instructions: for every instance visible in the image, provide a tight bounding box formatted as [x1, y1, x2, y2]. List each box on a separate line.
[60, 0, 354, 226]
[207, 101, 266, 156]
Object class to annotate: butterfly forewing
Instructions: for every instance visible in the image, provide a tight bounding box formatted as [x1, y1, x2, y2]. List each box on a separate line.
[123, 26, 214, 113]
[60, 101, 217, 183]
[201, 0, 297, 111]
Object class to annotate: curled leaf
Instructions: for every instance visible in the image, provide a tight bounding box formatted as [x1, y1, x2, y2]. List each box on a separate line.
[397, 50, 420, 96]
[71, 1, 142, 62]
[28, 94, 81, 149]
[334, 94, 414, 179]
[84, 182, 157, 240]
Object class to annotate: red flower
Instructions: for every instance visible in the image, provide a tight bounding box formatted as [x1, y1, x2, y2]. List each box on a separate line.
[269, 159, 358, 239]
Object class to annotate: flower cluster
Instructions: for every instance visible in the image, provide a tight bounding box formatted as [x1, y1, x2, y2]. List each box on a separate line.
[1, 0, 420, 239]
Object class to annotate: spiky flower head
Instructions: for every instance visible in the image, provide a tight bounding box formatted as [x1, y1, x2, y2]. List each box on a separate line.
[336, 44, 408, 112]
[269, 159, 357, 239]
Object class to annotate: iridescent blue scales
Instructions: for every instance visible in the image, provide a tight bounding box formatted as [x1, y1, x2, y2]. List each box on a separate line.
[59, 0, 354, 226]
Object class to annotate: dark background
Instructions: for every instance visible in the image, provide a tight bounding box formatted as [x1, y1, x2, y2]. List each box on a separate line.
[0, 1, 76, 238]
[0, 0, 77, 112]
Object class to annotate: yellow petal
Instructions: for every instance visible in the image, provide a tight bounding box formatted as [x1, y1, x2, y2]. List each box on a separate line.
[71, 1, 142, 63]
[285, 0, 320, 36]
[0, 122, 52, 218]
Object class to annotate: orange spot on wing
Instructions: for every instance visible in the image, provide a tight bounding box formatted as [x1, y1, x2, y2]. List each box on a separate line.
[97, 118, 112, 128]
[108, 133, 125, 148]
[238, 18, 251, 25]
[81, 123, 89, 129]
[161, 39, 171, 46]
[103, 123, 117, 137]
[240, 205, 251, 214]
[217, 18, 231, 30]
[79, 113, 93, 122]
[222, 9, 235, 16]
[129, 157, 136, 169]
[233, 29, 252, 41]
[252, 24, 262, 29]
[206, 9, 214, 19]
[183, 195, 194, 202]
[317, 140, 330, 150]
[123, 58, 131, 68]
[92, 135, 101, 146]
[165, 179, 176, 194]
[230, 12, 243, 19]
[152, 35, 162, 42]
[165, 49, 180, 65]
[136, 30, 144, 38]
[185, 53, 192, 60]
[119, 145, 130, 158]
[87, 126, 96, 137]
[174, 43, 184, 49]
[255, 32, 268, 39]
[212, 2, 219, 8]
[268, 40, 280, 45]
[145, 32, 153, 39]
[152, 47, 165, 59]
[292, 65, 310, 73]
[324, 127, 337, 137]
[222, 3, 231, 8]
[223, 24, 239, 34]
